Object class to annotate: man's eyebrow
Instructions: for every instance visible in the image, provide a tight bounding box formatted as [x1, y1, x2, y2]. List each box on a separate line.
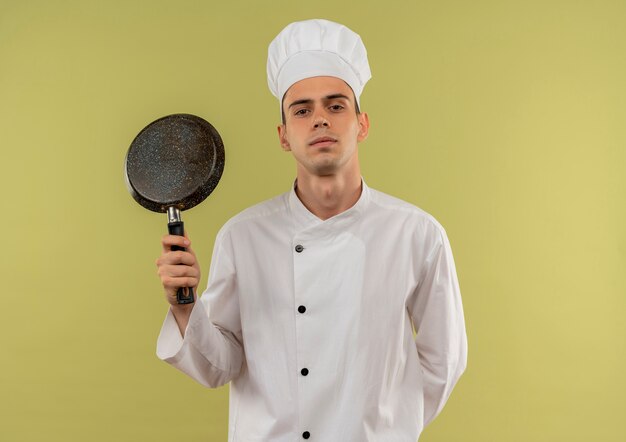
[287, 98, 313, 109]
[324, 93, 350, 101]
[287, 93, 351, 109]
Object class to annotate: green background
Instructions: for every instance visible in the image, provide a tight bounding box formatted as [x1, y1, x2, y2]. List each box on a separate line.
[1, 0, 624, 440]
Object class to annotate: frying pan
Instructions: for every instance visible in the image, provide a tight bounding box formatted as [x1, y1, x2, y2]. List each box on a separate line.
[124, 113, 225, 304]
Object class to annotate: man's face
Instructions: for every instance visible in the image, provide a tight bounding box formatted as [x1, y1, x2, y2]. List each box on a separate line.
[278, 76, 369, 177]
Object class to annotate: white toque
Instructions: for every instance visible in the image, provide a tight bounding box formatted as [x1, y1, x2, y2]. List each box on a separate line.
[267, 19, 371, 112]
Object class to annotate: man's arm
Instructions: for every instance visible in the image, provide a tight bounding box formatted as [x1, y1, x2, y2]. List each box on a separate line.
[155, 231, 244, 388]
[408, 225, 468, 426]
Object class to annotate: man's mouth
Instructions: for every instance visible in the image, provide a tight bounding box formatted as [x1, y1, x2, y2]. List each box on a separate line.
[309, 136, 337, 147]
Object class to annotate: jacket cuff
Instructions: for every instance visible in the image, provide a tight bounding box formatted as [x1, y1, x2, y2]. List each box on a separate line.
[156, 306, 186, 360]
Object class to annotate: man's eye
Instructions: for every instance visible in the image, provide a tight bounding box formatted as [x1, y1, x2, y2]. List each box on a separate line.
[329, 104, 344, 111]
[294, 109, 309, 116]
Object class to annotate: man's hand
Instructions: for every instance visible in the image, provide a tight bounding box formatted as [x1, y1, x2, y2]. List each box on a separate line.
[156, 233, 201, 331]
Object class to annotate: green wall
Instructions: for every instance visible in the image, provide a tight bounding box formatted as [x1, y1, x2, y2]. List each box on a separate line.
[1, 0, 624, 440]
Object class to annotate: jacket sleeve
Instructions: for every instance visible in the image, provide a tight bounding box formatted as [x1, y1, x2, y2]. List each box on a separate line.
[156, 229, 244, 388]
[408, 222, 468, 426]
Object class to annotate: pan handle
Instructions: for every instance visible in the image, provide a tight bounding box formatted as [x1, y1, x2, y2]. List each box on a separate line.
[167, 209, 195, 305]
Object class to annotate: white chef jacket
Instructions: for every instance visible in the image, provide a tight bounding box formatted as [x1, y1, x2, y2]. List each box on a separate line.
[157, 181, 467, 442]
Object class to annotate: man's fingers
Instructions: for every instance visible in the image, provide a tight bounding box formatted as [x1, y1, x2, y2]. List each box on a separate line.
[156, 231, 201, 307]
[158, 263, 200, 279]
[158, 264, 200, 288]
[156, 250, 197, 266]
[161, 276, 199, 290]
[161, 234, 191, 252]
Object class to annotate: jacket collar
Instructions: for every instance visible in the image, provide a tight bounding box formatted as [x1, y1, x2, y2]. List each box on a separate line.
[288, 178, 370, 235]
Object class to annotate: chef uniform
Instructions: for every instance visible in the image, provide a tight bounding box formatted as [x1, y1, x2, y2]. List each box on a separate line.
[157, 19, 467, 442]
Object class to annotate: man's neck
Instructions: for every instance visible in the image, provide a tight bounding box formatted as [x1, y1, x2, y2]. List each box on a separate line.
[294, 168, 362, 221]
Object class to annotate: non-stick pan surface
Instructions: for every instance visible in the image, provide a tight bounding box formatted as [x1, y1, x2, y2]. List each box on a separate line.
[125, 113, 225, 213]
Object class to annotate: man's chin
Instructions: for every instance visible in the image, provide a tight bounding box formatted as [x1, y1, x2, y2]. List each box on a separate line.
[309, 161, 340, 176]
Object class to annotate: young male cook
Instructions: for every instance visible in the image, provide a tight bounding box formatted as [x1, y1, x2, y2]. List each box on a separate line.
[156, 19, 467, 441]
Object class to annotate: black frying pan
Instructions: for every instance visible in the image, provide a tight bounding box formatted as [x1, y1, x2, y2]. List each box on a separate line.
[124, 113, 225, 304]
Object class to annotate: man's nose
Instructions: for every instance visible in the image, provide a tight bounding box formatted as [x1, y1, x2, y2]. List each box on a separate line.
[313, 112, 330, 128]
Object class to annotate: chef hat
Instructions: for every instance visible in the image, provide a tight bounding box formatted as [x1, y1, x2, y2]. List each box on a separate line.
[267, 19, 371, 112]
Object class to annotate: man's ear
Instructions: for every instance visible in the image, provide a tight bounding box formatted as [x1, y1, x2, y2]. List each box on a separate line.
[277, 124, 291, 151]
[357, 112, 370, 142]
